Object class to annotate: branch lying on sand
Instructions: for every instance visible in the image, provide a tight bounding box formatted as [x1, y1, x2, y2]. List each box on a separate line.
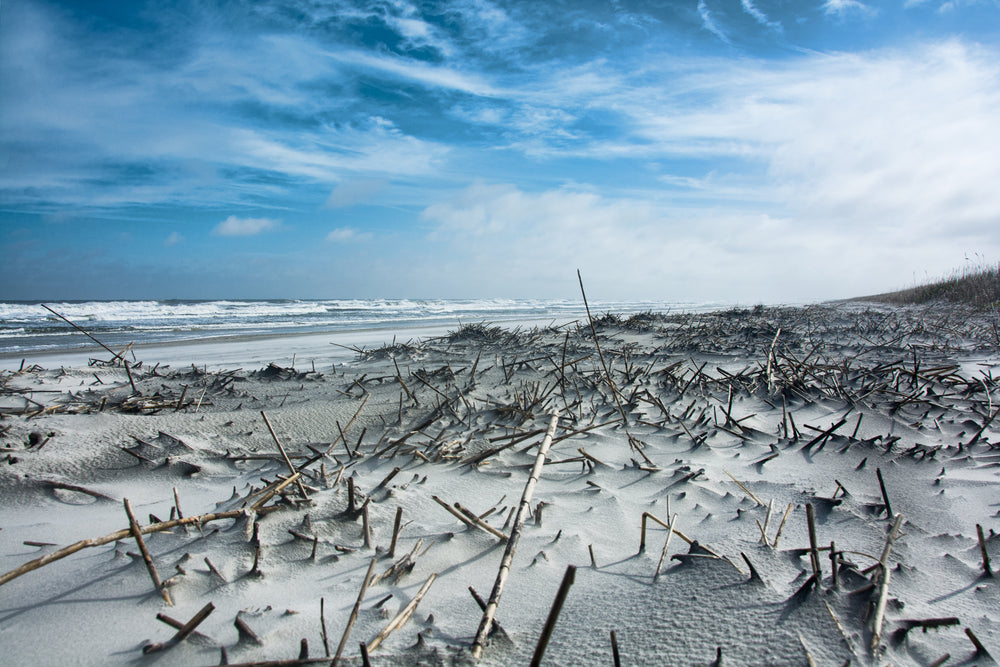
[0, 500, 286, 588]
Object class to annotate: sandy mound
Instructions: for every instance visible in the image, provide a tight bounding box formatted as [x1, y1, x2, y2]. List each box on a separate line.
[1, 303, 998, 665]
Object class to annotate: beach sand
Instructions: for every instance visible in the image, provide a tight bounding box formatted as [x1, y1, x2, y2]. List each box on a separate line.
[1, 303, 998, 666]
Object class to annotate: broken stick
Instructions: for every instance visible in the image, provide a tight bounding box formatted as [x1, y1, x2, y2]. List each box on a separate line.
[124, 498, 173, 606]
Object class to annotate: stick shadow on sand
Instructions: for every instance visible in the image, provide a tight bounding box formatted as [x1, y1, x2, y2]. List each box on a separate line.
[1, 293, 999, 664]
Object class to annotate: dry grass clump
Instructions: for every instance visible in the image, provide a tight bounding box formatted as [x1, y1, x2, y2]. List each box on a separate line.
[446, 322, 517, 345]
[582, 310, 666, 331]
[358, 340, 423, 361]
[860, 262, 1000, 310]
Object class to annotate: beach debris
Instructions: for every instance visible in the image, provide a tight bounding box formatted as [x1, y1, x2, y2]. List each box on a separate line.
[890, 617, 960, 645]
[366, 572, 437, 653]
[5, 300, 1000, 664]
[234, 613, 263, 646]
[964, 627, 993, 661]
[529, 564, 577, 667]
[260, 411, 311, 503]
[654, 513, 680, 579]
[123, 497, 173, 606]
[724, 469, 764, 506]
[142, 602, 215, 654]
[876, 467, 893, 519]
[806, 503, 822, 580]
[471, 412, 560, 660]
[40, 303, 132, 367]
[468, 586, 510, 642]
[332, 557, 377, 665]
[977, 523, 994, 577]
[610, 629, 622, 667]
[155, 610, 216, 646]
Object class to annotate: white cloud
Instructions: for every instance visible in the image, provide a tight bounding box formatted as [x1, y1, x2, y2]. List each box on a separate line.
[740, 0, 783, 30]
[507, 40, 1000, 243]
[389, 15, 455, 57]
[418, 38, 1000, 300]
[822, 0, 878, 18]
[164, 231, 184, 246]
[231, 120, 448, 183]
[418, 183, 837, 300]
[213, 216, 281, 236]
[448, 0, 531, 52]
[325, 49, 500, 97]
[326, 227, 372, 243]
[697, 1, 731, 44]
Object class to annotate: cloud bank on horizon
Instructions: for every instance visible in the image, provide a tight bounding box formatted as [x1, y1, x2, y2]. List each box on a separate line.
[2, 0, 999, 303]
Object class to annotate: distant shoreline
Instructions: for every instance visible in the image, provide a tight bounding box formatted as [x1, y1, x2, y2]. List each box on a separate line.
[0, 314, 584, 372]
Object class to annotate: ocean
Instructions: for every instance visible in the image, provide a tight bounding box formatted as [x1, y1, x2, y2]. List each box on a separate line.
[0, 298, 724, 358]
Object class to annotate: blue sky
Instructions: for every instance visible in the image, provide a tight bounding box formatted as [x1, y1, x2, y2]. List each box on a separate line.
[2, 0, 999, 302]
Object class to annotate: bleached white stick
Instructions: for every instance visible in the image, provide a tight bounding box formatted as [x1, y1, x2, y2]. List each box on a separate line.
[471, 413, 560, 660]
[654, 513, 680, 579]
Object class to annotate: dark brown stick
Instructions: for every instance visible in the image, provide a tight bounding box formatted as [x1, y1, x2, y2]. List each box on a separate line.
[965, 627, 992, 658]
[143, 602, 214, 653]
[321, 598, 330, 657]
[388, 507, 403, 558]
[155, 612, 214, 643]
[976, 524, 993, 577]
[124, 498, 172, 606]
[529, 565, 577, 667]
[40, 304, 123, 361]
[577, 271, 629, 429]
[261, 411, 310, 503]
[806, 503, 821, 579]
[876, 468, 892, 519]
[1, 506, 280, 588]
[468, 586, 509, 640]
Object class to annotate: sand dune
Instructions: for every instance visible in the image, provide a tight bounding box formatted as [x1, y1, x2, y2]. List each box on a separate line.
[1, 303, 998, 665]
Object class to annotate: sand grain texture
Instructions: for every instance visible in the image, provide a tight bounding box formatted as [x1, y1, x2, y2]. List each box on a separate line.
[1, 303, 998, 665]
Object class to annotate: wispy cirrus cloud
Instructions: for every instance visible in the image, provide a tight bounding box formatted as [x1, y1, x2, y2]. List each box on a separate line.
[697, 1, 732, 44]
[822, 0, 878, 18]
[325, 49, 501, 97]
[741, 0, 783, 31]
[4, 0, 1000, 301]
[414, 40, 1000, 298]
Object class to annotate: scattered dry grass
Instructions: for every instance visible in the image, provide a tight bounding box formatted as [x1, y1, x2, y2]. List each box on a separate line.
[857, 262, 1000, 310]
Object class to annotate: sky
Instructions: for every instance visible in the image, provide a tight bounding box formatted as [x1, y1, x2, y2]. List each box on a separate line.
[2, 0, 1000, 303]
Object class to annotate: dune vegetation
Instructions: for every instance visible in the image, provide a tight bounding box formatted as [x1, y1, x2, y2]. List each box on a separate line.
[859, 261, 1000, 310]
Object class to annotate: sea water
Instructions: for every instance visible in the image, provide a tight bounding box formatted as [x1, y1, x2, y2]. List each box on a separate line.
[0, 298, 724, 358]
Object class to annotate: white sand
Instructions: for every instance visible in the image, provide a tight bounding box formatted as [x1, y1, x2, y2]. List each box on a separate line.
[1, 304, 998, 666]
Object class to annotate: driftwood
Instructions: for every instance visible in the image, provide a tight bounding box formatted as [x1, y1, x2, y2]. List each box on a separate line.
[261, 411, 311, 503]
[9, 300, 1000, 664]
[471, 412, 560, 660]
[366, 572, 437, 653]
[123, 498, 173, 606]
[40, 304, 126, 363]
[529, 565, 577, 667]
[0, 503, 285, 588]
[332, 557, 377, 666]
[142, 602, 215, 653]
